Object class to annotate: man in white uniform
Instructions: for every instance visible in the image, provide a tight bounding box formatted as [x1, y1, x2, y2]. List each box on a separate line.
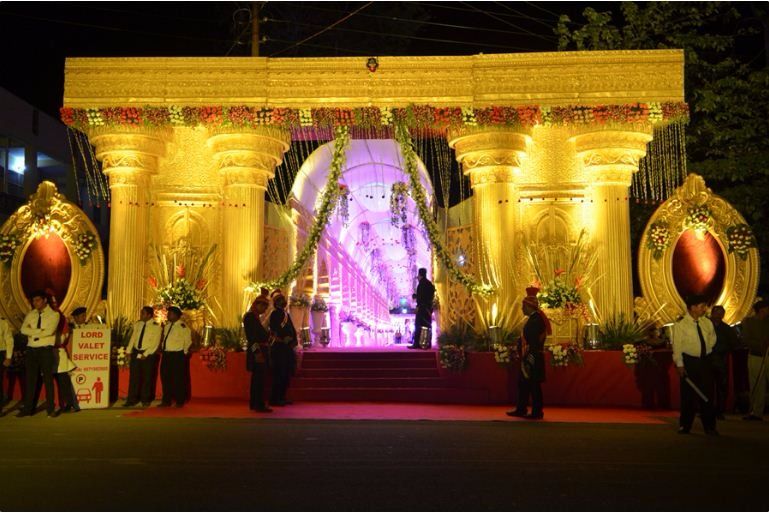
[125, 306, 163, 408]
[158, 306, 192, 408]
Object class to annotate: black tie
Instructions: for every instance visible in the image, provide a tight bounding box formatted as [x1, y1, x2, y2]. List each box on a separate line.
[162, 323, 172, 351]
[37, 312, 42, 329]
[137, 322, 146, 350]
[695, 320, 707, 358]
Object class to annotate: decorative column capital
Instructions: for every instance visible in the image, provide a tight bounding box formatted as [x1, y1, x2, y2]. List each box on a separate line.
[207, 127, 290, 189]
[447, 128, 530, 187]
[89, 126, 171, 185]
[571, 129, 653, 186]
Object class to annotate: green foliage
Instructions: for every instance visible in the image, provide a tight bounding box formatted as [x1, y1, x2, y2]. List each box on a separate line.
[558, 2, 769, 292]
[109, 316, 133, 348]
[215, 328, 243, 352]
[597, 313, 648, 350]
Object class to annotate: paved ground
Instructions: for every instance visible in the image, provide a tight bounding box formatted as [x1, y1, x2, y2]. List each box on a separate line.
[1, 404, 767, 511]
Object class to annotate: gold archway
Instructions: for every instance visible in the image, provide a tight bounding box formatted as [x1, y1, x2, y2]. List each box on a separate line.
[0, 181, 105, 327]
[638, 174, 759, 324]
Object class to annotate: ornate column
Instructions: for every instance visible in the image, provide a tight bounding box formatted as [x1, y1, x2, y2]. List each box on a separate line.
[208, 128, 289, 327]
[90, 127, 169, 321]
[572, 129, 653, 320]
[449, 128, 530, 331]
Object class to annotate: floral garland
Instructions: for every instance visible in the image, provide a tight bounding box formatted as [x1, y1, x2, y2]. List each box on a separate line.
[646, 221, 672, 260]
[337, 183, 350, 226]
[247, 127, 350, 293]
[683, 205, 712, 233]
[726, 224, 757, 260]
[73, 231, 98, 264]
[390, 182, 409, 227]
[0, 232, 22, 266]
[201, 346, 227, 371]
[402, 224, 416, 255]
[358, 222, 371, 249]
[439, 344, 467, 372]
[61, 102, 689, 133]
[395, 125, 493, 296]
[548, 343, 583, 368]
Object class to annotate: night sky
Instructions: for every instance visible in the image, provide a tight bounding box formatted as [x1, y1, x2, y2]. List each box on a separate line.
[0, 1, 596, 117]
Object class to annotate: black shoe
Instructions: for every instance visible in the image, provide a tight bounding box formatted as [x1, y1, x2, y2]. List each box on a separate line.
[157, 402, 172, 408]
[271, 400, 286, 407]
[506, 410, 527, 418]
[716, 413, 726, 420]
[407, 345, 419, 350]
[743, 414, 762, 421]
[72, 406, 81, 413]
[283, 400, 293, 405]
[705, 429, 720, 436]
[524, 413, 544, 420]
[47, 411, 59, 418]
[174, 403, 184, 408]
[253, 406, 273, 413]
[677, 427, 690, 435]
[122, 402, 138, 408]
[15, 411, 31, 418]
[141, 402, 151, 408]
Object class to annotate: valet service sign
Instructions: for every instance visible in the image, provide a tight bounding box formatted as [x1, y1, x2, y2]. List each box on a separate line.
[70, 325, 111, 409]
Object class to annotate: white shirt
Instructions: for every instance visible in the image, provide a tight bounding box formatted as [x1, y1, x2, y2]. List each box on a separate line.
[0, 318, 13, 355]
[126, 320, 163, 355]
[161, 321, 192, 354]
[672, 313, 717, 368]
[20, 305, 60, 348]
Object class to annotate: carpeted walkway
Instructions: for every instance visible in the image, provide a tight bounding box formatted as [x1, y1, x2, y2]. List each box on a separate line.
[121, 399, 673, 424]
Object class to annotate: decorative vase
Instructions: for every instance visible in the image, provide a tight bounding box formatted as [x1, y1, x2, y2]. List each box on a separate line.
[311, 310, 325, 333]
[320, 327, 330, 347]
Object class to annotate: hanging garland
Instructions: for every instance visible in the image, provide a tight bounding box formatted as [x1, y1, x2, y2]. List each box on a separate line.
[394, 125, 493, 297]
[246, 127, 351, 293]
[61, 102, 689, 134]
[390, 182, 409, 227]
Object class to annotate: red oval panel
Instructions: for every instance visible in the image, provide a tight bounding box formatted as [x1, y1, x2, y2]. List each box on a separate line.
[21, 235, 72, 307]
[672, 230, 725, 304]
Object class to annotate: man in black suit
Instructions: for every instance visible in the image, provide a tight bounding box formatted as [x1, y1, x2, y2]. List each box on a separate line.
[243, 294, 272, 413]
[408, 268, 435, 349]
[269, 291, 297, 407]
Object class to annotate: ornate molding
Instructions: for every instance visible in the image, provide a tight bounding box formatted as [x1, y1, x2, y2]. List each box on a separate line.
[207, 129, 290, 188]
[449, 129, 530, 186]
[638, 174, 760, 325]
[90, 128, 170, 182]
[572, 129, 653, 186]
[63, 50, 684, 108]
[0, 182, 105, 328]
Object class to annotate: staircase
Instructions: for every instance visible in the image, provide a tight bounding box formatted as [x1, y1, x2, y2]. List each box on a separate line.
[289, 350, 491, 403]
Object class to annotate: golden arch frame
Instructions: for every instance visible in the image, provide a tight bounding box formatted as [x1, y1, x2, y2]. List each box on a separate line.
[0, 181, 105, 328]
[637, 174, 759, 325]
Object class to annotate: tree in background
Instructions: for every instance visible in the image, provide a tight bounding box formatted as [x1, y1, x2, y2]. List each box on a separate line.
[557, 2, 769, 293]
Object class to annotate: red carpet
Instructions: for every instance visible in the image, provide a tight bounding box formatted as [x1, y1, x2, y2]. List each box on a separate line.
[121, 399, 673, 424]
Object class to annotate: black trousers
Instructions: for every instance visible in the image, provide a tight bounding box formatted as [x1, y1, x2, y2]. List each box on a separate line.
[516, 372, 543, 415]
[160, 351, 186, 406]
[270, 343, 292, 403]
[710, 354, 729, 416]
[54, 372, 78, 410]
[23, 347, 55, 414]
[249, 363, 267, 409]
[0, 350, 6, 404]
[680, 354, 716, 431]
[127, 353, 157, 404]
[412, 307, 432, 346]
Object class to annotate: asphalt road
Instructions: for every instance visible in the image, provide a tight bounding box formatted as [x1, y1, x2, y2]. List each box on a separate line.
[1, 408, 767, 511]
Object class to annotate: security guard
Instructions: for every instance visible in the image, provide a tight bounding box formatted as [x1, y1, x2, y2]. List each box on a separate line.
[124, 306, 162, 407]
[18, 290, 60, 417]
[158, 306, 192, 408]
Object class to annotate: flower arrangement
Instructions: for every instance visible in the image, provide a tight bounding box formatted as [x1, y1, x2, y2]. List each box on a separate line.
[684, 205, 712, 233]
[395, 125, 493, 297]
[201, 346, 227, 371]
[148, 241, 216, 315]
[439, 344, 467, 372]
[622, 343, 655, 367]
[247, 127, 350, 294]
[289, 294, 311, 308]
[114, 346, 129, 369]
[390, 182, 409, 227]
[622, 343, 638, 366]
[0, 232, 21, 266]
[337, 183, 350, 225]
[537, 273, 582, 309]
[73, 231, 98, 264]
[646, 221, 672, 260]
[492, 343, 515, 367]
[63, 103, 689, 133]
[726, 223, 757, 260]
[311, 297, 329, 312]
[548, 343, 583, 368]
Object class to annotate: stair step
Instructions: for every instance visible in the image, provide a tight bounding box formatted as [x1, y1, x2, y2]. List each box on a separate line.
[287, 387, 491, 404]
[291, 377, 454, 388]
[301, 358, 437, 369]
[298, 368, 441, 378]
[301, 351, 435, 361]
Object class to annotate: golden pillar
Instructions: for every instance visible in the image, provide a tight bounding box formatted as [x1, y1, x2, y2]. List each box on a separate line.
[208, 128, 289, 327]
[90, 127, 169, 321]
[572, 129, 652, 320]
[449, 129, 530, 331]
